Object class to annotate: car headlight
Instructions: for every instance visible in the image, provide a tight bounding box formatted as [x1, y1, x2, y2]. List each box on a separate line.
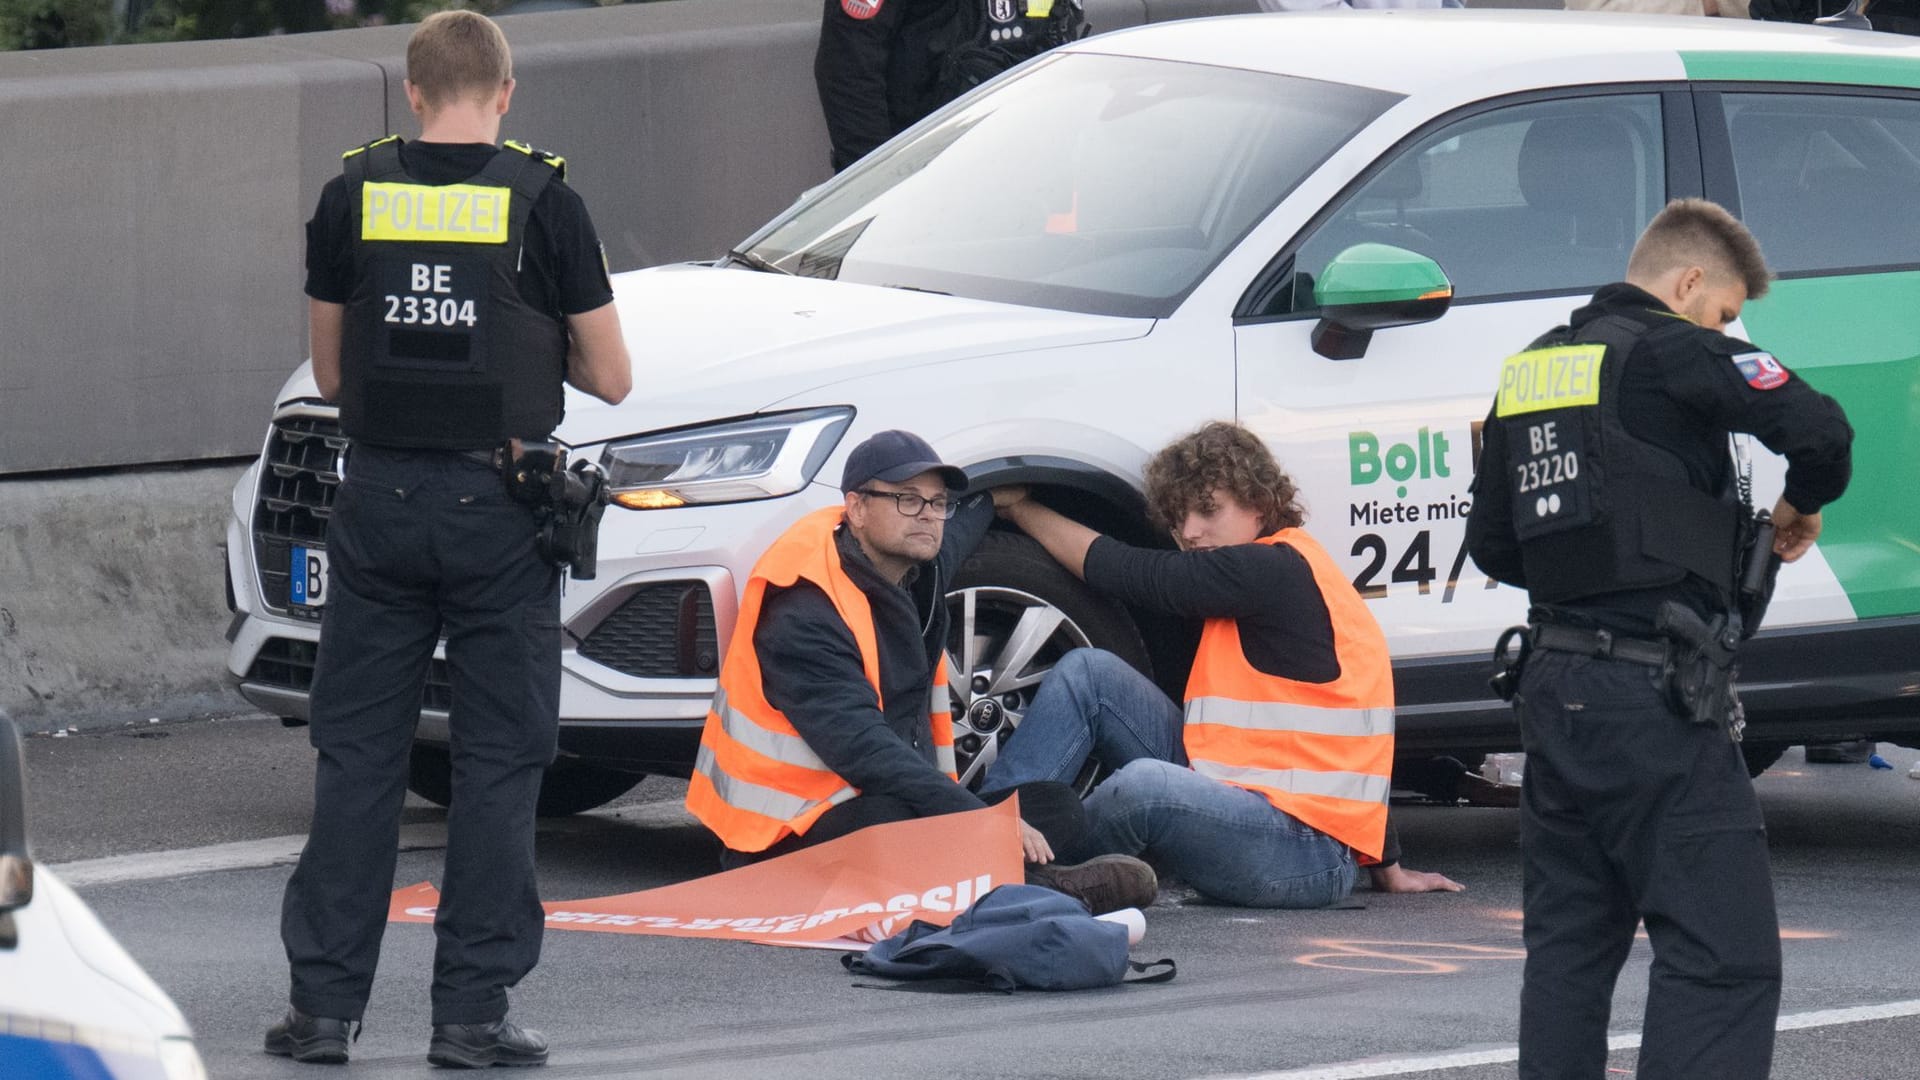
[600, 407, 854, 510]
[159, 1038, 209, 1080]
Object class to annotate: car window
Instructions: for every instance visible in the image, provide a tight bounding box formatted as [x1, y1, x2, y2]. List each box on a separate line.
[1273, 95, 1666, 315]
[743, 54, 1399, 319]
[1720, 92, 1920, 276]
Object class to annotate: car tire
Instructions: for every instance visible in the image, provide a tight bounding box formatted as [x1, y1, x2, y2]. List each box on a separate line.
[1740, 741, 1790, 779]
[407, 744, 645, 817]
[945, 530, 1153, 790]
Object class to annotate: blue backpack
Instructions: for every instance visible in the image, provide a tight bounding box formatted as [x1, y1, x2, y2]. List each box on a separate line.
[842, 884, 1176, 993]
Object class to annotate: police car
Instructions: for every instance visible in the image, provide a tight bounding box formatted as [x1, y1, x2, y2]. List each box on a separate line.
[224, 12, 1920, 809]
[0, 712, 208, 1079]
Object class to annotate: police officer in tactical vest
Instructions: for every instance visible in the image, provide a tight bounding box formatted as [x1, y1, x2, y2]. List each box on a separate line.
[268, 11, 631, 1069]
[1465, 199, 1852, 1080]
[814, 0, 1086, 172]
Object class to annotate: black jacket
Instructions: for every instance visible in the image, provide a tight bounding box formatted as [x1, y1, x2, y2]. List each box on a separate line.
[814, 0, 958, 172]
[752, 493, 995, 816]
[1466, 283, 1854, 633]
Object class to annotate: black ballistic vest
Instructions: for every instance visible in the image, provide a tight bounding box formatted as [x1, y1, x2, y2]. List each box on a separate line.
[338, 136, 569, 449]
[1496, 313, 1741, 605]
[931, 0, 1087, 105]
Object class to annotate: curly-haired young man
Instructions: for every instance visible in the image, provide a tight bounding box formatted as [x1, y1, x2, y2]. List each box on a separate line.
[987, 421, 1461, 906]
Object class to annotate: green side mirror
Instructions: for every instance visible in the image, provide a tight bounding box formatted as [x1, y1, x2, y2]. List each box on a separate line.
[1310, 243, 1453, 360]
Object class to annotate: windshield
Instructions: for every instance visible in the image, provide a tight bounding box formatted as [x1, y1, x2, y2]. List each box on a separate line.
[742, 53, 1399, 318]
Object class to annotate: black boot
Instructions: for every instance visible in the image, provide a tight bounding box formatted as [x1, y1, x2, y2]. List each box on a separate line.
[428, 1017, 550, 1069]
[264, 1007, 355, 1064]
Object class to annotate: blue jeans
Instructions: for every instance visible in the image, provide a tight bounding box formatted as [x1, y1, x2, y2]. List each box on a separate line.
[984, 649, 1356, 908]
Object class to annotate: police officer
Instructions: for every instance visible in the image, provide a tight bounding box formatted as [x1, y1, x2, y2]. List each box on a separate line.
[814, 0, 1084, 172]
[267, 10, 631, 1069]
[1465, 198, 1852, 1080]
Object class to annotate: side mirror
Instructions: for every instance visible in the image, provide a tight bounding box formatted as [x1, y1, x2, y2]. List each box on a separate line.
[0, 708, 33, 916]
[1310, 243, 1453, 360]
[1814, 0, 1871, 28]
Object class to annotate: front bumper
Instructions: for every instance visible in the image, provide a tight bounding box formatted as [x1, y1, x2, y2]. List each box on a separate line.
[225, 435, 841, 777]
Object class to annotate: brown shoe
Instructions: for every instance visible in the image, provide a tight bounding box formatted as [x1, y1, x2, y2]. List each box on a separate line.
[1028, 854, 1158, 914]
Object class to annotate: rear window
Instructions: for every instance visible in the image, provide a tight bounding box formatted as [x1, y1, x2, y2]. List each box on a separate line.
[742, 53, 1399, 318]
[1720, 91, 1920, 275]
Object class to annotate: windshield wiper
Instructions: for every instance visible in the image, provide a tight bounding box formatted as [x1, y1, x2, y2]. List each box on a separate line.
[882, 283, 950, 296]
[724, 248, 793, 275]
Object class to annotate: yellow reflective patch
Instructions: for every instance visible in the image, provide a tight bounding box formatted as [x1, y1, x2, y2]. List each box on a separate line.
[342, 134, 400, 160]
[1025, 0, 1055, 15]
[360, 183, 510, 244]
[1495, 344, 1605, 418]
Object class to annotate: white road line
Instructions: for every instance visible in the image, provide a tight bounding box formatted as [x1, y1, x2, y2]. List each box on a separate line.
[50, 823, 449, 888]
[47, 799, 696, 889]
[1205, 1000, 1920, 1080]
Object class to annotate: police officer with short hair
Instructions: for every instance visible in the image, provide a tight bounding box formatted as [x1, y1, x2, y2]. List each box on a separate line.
[268, 10, 630, 1069]
[1466, 198, 1852, 1080]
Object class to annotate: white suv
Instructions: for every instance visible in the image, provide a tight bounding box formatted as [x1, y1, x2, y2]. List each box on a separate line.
[224, 12, 1920, 811]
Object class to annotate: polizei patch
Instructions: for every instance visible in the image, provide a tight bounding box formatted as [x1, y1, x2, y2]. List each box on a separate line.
[1733, 351, 1789, 391]
[841, 0, 883, 19]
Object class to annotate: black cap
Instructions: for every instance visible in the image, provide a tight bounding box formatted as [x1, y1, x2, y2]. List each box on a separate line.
[840, 430, 968, 493]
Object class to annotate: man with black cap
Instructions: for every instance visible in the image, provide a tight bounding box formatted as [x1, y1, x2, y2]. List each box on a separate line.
[686, 429, 1157, 915]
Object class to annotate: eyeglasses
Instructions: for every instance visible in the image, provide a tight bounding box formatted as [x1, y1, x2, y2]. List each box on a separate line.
[855, 489, 958, 519]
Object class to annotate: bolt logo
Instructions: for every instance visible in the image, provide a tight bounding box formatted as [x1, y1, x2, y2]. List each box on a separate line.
[1350, 428, 1453, 499]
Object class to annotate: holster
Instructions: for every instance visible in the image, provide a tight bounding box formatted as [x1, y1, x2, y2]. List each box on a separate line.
[1736, 511, 1782, 640]
[501, 441, 609, 580]
[538, 459, 609, 581]
[1489, 625, 1530, 703]
[1654, 601, 1742, 739]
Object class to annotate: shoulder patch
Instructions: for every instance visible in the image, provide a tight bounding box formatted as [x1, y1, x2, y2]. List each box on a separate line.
[1732, 351, 1789, 391]
[841, 0, 883, 19]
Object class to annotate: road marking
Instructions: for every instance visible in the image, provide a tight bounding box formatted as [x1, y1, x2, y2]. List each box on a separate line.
[47, 799, 696, 888]
[1204, 999, 1920, 1079]
[1294, 940, 1526, 975]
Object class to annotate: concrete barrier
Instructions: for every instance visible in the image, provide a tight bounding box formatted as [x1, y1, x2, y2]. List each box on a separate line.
[0, 464, 246, 731]
[0, 0, 1273, 475]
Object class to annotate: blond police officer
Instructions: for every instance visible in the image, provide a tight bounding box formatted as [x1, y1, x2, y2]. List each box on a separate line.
[268, 11, 630, 1069]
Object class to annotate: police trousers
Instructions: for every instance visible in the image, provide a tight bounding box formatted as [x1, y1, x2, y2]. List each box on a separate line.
[280, 446, 561, 1026]
[1515, 650, 1781, 1080]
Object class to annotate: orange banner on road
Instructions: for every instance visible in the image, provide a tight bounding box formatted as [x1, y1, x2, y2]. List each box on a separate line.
[388, 798, 1023, 948]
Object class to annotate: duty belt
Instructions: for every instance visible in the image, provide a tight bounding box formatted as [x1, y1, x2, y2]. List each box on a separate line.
[1528, 623, 1670, 668]
[457, 447, 508, 470]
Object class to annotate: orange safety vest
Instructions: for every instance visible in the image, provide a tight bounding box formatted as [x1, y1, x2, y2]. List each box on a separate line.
[685, 507, 958, 853]
[1182, 528, 1396, 861]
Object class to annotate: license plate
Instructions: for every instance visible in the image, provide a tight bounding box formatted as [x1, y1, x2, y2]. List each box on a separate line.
[291, 546, 329, 608]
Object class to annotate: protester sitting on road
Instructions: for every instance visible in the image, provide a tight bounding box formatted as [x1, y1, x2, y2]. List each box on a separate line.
[685, 429, 1158, 916]
[987, 421, 1464, 908]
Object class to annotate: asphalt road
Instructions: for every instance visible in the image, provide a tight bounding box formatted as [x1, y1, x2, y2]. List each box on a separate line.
[22, 715, 1920, 1079]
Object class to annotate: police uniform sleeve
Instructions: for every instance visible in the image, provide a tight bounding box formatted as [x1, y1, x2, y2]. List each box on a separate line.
[537, 183, 616, 316]
[1671, 333, 1854, 514]
[1464, 401, 1527, 587]
[756, 583, 986, 816]
[814, 0, 910, 172]
[303, 176, 355, 305]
